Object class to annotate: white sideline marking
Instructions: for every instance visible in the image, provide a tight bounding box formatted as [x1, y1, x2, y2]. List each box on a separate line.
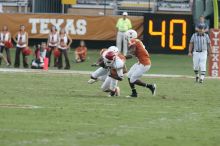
[0, 68, 220, 79]
[0, 104, 41, 109]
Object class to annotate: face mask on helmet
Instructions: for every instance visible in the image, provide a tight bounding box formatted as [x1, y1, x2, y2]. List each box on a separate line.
[126, 29, 137, 41]
[104, 51, 116, 66]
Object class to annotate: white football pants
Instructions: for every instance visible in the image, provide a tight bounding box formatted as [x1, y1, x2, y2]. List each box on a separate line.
[193, 51, 207, 72]
[127, 63, 151, 83]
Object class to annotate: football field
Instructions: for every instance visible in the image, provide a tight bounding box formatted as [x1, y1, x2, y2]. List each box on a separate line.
[0, 50, 220, 146]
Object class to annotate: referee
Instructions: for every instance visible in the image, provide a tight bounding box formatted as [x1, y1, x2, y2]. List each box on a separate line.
[188, 24, 212, 83]
[116, 12, 132, 56]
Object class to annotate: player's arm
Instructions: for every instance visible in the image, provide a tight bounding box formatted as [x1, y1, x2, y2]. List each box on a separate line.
[109, 68, 124, 81]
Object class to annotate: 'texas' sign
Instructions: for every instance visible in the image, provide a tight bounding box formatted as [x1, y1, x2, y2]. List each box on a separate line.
[0, 13, 143, 40]
[209, 29, 220, 77]
[29, 18, 87, 35]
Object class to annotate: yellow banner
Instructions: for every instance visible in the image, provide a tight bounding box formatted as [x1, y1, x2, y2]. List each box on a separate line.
[0, 13, 143, 40]
[62, 0, 76, 5]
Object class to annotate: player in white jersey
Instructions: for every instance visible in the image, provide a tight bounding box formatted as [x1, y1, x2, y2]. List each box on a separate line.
[0, 25, 11, 66]
[57, 28, 72, 69]
[101, 51, 126, 96]
[88, 46, 120, 84]
[47, 26, 59, 67]
[188, 24, 212, 83]
[13, 25, 29, 68]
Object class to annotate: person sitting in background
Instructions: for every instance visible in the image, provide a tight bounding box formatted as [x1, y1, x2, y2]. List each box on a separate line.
[75, 40, 87, 63]
[31, 42, 47, 69]
[195, 15, 209, 33]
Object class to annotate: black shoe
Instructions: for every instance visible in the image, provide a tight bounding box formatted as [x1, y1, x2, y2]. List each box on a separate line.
[126, 93, 138, 98]
[196, 77, 199, 82]
[199, 79, 203, 83]
[64, 66, 70, 70]
[148, 84, 156, 96]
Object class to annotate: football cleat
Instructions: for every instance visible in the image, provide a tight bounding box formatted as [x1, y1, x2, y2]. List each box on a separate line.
[199, 79, 203, 83]
[88, 79, 97, 84]
[126, 92, 138, 98]
[148, 84, 156, 96]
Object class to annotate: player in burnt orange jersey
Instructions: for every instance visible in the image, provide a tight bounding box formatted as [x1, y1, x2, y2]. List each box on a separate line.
[125, 29, 156, 98]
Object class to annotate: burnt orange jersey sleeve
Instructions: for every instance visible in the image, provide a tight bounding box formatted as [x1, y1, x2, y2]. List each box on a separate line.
[118, 53, 126, 63]
[130, 39, 151, 65]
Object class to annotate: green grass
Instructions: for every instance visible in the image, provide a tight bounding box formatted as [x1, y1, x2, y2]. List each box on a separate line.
[0, 49, 218, 146]
[0, 49, 193, 75]
[0, 73, 220, 146]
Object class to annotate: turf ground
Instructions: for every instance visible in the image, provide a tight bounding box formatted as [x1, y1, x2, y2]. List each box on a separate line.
[0, 49, 220, 146]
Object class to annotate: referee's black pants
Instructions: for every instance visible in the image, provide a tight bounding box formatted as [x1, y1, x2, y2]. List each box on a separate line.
[14, 47, 29, 68]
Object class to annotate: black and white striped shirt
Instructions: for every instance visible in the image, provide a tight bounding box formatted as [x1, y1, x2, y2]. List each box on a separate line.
[190, 33, 210, 52]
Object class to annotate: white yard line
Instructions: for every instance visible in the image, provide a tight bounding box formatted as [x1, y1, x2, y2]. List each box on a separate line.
[0, 104, 42, 109]
[1, 68, 220, 79]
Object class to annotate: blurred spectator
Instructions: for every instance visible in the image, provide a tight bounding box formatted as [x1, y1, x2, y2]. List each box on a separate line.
[195, 15, 209, 33]
[75, 40, 87, 63]
[0, 25, 12, 66]
[116, 12, 132, 56]
[13, 25, 29, 68]
[47, 25, 59, 67]
[57, 28, 72, 70]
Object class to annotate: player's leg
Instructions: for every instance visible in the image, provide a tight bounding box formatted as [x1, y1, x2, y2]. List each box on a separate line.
[127, 63, 138, 97]
[116, 32, 122, 53]
[193, 52, 200, 82]
[199, 52, 207, 83]
[88, 67, 108, 84]
[123, 33, 128, 56]
[129, 64, 156, 96]
[101, 76, 112, 92]
[109, 78, 119, 96]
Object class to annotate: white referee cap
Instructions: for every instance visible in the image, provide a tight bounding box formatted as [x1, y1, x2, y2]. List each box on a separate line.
[122, 12, 128, 16]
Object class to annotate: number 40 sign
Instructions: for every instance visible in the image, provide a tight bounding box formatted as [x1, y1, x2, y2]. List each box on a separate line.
[144, 13, 193, 53]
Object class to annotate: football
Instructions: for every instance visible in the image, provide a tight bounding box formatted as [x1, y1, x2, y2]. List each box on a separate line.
[110, 69, 118, 77]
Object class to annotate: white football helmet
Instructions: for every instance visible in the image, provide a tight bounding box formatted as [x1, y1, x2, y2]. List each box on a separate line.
[108, 46, 119, 54]
[125, 29, 138, 41]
